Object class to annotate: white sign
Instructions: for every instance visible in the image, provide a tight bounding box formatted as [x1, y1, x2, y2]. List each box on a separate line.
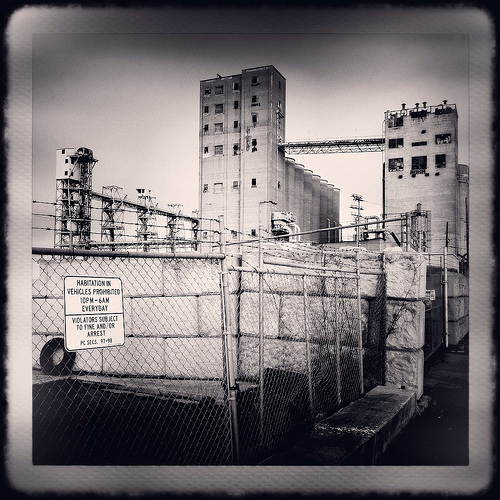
[64, 276, 125, 351]
[425, 289, 436, 301]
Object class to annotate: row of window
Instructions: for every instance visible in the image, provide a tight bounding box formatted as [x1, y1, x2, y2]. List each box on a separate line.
[388, 154, 447, 172]
[203, 76, 262, 97]
[203, 139, 258, 156]
[203, 114, 258, 132]
[203, 98, 264, 115]
[203, 178, 258, 193]
[388, 133, 451, 148]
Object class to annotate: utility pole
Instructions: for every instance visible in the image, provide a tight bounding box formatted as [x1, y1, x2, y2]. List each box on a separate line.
[350, 193, 364, 247]
[443, 222, 449, 348]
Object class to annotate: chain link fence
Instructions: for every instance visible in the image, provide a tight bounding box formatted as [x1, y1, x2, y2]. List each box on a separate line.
[233, 267, 367, 463]
[32, 246, 387, 465]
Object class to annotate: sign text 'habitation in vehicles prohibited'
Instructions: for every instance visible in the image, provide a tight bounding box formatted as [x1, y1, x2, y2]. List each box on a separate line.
[64, 276, 125, 351]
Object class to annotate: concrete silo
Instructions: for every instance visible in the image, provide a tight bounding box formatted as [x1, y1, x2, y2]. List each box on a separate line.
[311, 174, 321, 243]
[319, 178, 329, 244]
[302, 168, 313, 241]
[294, 163, 305, 235]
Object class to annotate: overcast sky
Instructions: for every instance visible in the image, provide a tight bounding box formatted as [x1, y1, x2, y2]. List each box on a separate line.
[30, 8, 470, 246]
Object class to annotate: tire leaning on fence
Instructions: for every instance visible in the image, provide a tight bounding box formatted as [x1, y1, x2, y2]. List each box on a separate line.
[39, 338, 76, 376]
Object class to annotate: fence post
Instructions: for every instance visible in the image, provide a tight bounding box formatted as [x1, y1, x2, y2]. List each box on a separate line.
[303, 275, 315, 420]
[258, 223, 265, 448]
[334, 276, 341, 407]
[355, 250, 364, 396]
[218, 216, 240, 465]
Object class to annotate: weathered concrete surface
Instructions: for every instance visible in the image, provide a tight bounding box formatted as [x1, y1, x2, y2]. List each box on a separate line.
[259, 385, 417, 465]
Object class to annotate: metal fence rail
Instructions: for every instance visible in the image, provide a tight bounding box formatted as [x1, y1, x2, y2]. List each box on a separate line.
[233, 267, 365, 463]
[32, 246, 386, 465]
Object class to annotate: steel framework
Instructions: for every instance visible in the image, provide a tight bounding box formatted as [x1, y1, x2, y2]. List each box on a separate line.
[281, 137, 385, 155]
[100, 185, 125, 249]
[54, 147, 98, 249]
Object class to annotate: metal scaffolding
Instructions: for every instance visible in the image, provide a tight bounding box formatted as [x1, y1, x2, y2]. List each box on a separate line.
[54, 147, 98, 249]
[100, 185, 125, 249]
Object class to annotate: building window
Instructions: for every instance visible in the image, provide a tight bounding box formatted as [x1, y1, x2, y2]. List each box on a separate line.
[203, 124, 209, 132]
[233, 143, 239, 155]
[234, 120, 239, 129]
[233, 82, 240, 91]
[215, 85, 223, 95]
[277, 181, 281, 189]
[214, 145, 223, 155]
[388, 158, 403, 171]
[215, 104, 223, 114]
[435, 154, 446, 168]
[412, 141, 427, 147]
[252, 139, 257, 152]
[204, 88, 211, 97]
[214, 122, 223, 132]
[214, 182, 223, 193]
[388, 138, 404, 148]
[252, 113, 258, 126]
[204, 105, 209, 114]
[234, 100, 239, 109]
[435, 133, 451, 144]
[231, 230, 238, 239]
[251, 76, 259, 86]
[232, 180, 239, 189]
[388, 115, 404, 128]
[65, 158, 69, 163]
[411, 156, 427, 172]
[251, 229, 257, 237]
[278, 81, 281, 89]
[203, 183, 209, 193]
[251, 178, 257, 188]
[203, 146, 209, 156]
[251, 95, 260, 106]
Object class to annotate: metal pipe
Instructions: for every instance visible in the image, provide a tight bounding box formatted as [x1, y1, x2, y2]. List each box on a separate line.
[32, 247, 224, 260]
[334, 277, 341, 407]
[257, 202, 267, 448]
[443, 245, 449, 348]
[303, 275, 315, 420]
[218, 216, 240, 465]
[356, 251, 364, 395]
[223, 215, 406, 247]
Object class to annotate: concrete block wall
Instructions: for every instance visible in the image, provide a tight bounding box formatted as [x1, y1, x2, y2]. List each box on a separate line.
[33, 247, 427, 397]
[241, 246, 427, 398]
[32, 256, 228, 379]
[447, 271, 469, 345]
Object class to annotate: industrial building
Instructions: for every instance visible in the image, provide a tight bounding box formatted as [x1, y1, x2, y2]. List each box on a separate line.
[198, 66, 341, 250]
[383, 101, 469, 269]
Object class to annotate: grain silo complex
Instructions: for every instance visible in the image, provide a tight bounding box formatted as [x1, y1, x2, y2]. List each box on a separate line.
[198, 65, 340, 249]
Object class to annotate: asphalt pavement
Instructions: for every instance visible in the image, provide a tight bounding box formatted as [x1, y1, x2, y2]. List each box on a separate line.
[377, 335, 469, 465]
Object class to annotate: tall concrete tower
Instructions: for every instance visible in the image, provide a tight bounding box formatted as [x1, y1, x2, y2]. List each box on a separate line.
[383, 101, 469, 268]
[199, 66, 286, 248]
[199, 66, 341, 249]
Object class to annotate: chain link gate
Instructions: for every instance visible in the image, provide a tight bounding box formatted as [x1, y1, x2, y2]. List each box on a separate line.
[32, 249, 234, 465]
[32, 245, 386, 465]
[229, 266, 366, 463]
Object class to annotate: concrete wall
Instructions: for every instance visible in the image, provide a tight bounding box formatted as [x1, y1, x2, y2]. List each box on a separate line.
[33, 246, 427, 398]
[447, 270, 469, 345]
[32, 256, 232, 379]
[242, 246, 427, 398]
